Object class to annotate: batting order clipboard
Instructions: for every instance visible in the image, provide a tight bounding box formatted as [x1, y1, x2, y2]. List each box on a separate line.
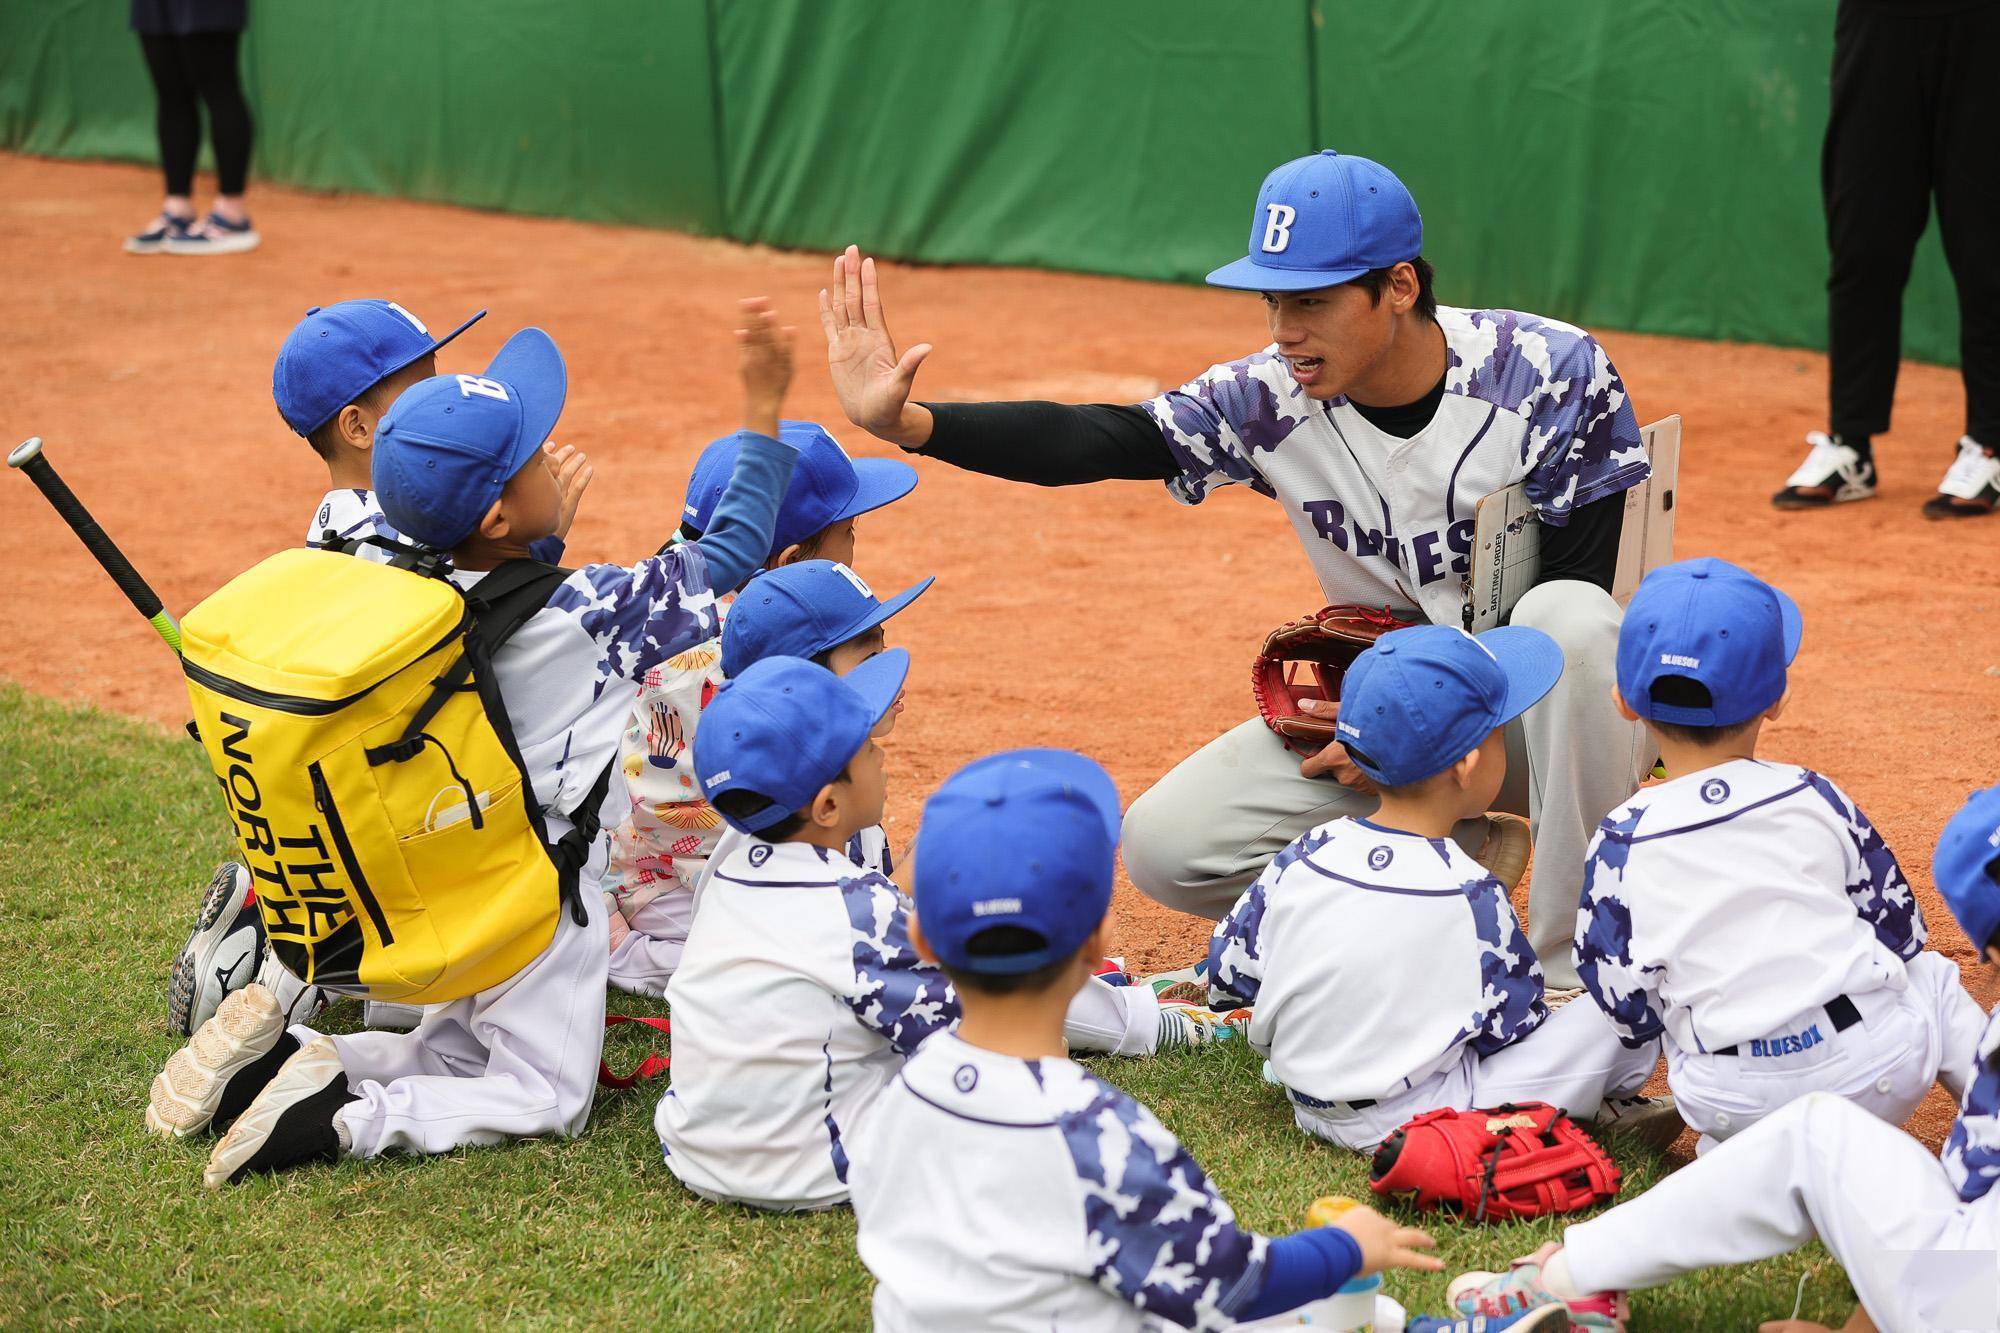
[1464, 415, 1681, 632]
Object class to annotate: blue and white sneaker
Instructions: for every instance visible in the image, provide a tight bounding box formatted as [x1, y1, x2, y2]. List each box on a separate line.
[1407, 1308, 1572, 1332]
[168, 862, 265, 1036]
[124, 212, 195, 254]
[163, 211, 260, 255]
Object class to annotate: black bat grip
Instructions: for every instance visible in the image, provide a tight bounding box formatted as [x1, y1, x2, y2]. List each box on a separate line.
[17, 449, 165, 618]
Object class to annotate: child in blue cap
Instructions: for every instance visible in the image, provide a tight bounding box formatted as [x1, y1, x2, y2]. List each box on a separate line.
[599, 421, 918, 989]
[151, 303, 803, 1187]
[1450, 785, 2000, 1333]
[1574, 557, 1982, 1154]
[848, 748, 1524, 1332]
[167, 300, 591, 1040]
[1207, 624, 1675, 1155]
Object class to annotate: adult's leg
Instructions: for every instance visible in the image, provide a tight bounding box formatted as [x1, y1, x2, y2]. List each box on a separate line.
[1121, 715, 1488, 921]
[1823, 0, 1931, 445]
[1933, 4, 2000, 450]
[1561, 1093, 1982, 1331]
[1470, 998, 1660, 1121]
[1507, 580, 1651, 987]
[137, 33, 200, 202]
[179, 30, 252, 200]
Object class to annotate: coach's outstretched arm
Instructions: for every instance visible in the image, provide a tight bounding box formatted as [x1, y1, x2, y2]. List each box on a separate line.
[822, 245, 1177, 486]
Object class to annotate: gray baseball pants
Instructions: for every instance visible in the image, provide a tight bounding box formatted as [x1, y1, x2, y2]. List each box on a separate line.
[1122, 580, 1651, 987]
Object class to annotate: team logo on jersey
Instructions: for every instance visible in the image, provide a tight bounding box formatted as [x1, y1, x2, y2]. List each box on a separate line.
[953, 1064, 979, 1094]
[1368, 846, 1394, 872]
[748, 843, 772, 867]
[1700, 778, 1731, 805]
[1260, 203, 1297, 254]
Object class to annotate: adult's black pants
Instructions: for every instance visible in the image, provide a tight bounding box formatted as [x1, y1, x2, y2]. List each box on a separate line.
[138, 29, 252, 198]
[1824, 0, 2000, 446]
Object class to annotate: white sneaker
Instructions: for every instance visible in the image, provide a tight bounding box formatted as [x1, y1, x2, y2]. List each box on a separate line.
[254, 949, 329, 1025]
[1157, 1001, 1251, 1047]
[146, 983, 294, 1139]
[1923, 436, 2000, 519]
[1772, 431, 1876, 509]
[1594, 1092, 1683, 1153]
[167, 862, 264, 1036]
[204, 1035, 354, 1188]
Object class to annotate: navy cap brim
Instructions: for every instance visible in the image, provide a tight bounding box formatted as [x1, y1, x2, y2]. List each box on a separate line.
[842, 646, 911, 728]
[1480, 626, 1566, 727]
[1205, 255, 1372, 293]
[484, 328, 567, 475]
[822, 576, 934, 653]
[833, 456, 919, 524]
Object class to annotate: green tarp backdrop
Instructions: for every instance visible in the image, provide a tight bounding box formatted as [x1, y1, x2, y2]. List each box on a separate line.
[0, 0, 1963, 365]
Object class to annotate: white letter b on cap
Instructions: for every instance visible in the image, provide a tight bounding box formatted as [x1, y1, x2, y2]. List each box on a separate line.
[1261, 203, 1297, 254]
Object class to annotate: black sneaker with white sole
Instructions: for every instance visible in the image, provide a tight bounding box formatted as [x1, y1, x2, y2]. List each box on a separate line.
[205, 1036, 357, 1187]
[1772, 431, 1876, 509]
[1922, 436, 2000, 519]
[168, 862, 265, 1037]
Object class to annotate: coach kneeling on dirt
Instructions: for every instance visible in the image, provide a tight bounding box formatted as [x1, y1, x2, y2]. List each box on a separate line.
[822, 150, 1653, 987]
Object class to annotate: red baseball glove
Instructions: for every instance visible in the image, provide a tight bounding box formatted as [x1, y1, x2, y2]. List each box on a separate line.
[1252, 604, 1416, 756]
[1368, 1102, 1621, 1223]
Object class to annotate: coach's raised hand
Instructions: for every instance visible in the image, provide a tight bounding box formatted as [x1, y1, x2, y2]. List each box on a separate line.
[820, 244, 934, 449]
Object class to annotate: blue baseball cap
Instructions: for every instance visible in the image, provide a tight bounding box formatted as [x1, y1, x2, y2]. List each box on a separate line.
[1934, 787, 2000, 954]
[1617, 558, 1803, 728]
[683, 421, 918, 562]
[913, 749, 1123, 977]
[1207, 150, 1423, 293]
[1337, 625, 1564, 787]
[273, 299, 485, 435]
[721, 561, 935, 679]
[371, 328, 567, 550]
[694, 650, 909, 834]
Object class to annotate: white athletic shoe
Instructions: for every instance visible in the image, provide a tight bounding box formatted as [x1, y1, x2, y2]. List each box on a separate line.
[1772, 431, 1876, 509]
[254, 949, 330, 1025]
[1593, 1092, 1684, 1153]
[167, 862, 265, 1037]
[204, 1035, 355, 1188]
[1923, 436, 2000, 519]
[146, 983, 294, 1139]
[1157, 1001, 1251, 1048]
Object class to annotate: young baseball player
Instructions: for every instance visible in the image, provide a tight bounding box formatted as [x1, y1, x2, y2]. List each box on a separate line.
[600, 426, 918, 995]
[849, 749, 1594, 1333]
[167, 300, 593, 1038]
[1449, 784, 2000, 1333]
[1208, 624, 1676, 1154]
[1575, 557, 1984, 1152]
[146, 305, 803, 1186]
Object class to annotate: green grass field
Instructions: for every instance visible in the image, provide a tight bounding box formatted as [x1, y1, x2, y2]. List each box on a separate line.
[0, 685, 1859, 1329]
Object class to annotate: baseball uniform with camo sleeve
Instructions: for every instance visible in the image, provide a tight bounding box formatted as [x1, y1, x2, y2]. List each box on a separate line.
[850, 1031, 1280, 1332]
[1146, 306, 1648, 628]
[654, 837, 954, 1210]
[1576, 758, 1984, 1146]
[1210, 816, 1657, 1150]
[306, 488, 566, 565]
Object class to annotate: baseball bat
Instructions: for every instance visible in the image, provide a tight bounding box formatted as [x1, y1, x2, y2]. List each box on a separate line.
[8, 437, 183, 654]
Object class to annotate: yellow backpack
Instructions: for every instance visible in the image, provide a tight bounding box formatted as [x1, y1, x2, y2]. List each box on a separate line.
[179, 542, 605, 1005]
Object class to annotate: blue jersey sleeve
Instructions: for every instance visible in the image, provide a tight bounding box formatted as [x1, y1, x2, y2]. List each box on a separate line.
[1802, 771, 1926, 960]
[836, 872, 959, 1057]
[544, 544, 720, 692]
[1142, 354, 1306, 506]
[1463, 873, 1548, 1057]
[687, 429, 800, 594]
[1056, 1079, 1268, 1330]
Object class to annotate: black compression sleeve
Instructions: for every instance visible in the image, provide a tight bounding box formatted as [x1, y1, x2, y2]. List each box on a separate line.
[1535, 490, 1626, 594]
[914, 401, 1178, 486]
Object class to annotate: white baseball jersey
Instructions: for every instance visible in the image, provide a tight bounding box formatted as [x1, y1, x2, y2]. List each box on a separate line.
[850, 1031, 1269, 1332]
[1144, 306, 1649, 628]
[1575, 759, 1926, 1055]
[654, 837, 955, 1210]
[306, 488, 565, 565]
[1208, 816, 1547, 1104]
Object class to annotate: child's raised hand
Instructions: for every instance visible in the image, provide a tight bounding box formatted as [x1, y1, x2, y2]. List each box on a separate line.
[1326, 1204, 1442, 1277]
[546, 442, 594, 540]
[738, 297, 795, 441]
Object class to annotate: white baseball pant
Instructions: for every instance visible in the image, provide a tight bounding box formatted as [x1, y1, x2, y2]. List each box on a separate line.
[1562, 1092, 1999, 1333]
[1123, 581, 1651, 987]
[1669, 952, 1987, 1154]
[1292, 997, 1661, 1151]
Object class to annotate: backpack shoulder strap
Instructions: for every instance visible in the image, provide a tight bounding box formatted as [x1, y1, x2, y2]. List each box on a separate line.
[462, 558, 571, 655]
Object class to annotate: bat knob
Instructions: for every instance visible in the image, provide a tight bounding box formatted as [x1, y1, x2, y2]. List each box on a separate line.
[7, 438, 45, 470]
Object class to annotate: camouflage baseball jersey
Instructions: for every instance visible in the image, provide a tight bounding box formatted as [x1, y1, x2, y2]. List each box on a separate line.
[1208, 817, 1547, 1104]
[1945, 1008, 2000, 1204]
[1145, 306, 1648, 628]
[1575, 759, 1924, 1054]
[850, 1031, 1268, 1331]
[307, 488, 565, 565]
